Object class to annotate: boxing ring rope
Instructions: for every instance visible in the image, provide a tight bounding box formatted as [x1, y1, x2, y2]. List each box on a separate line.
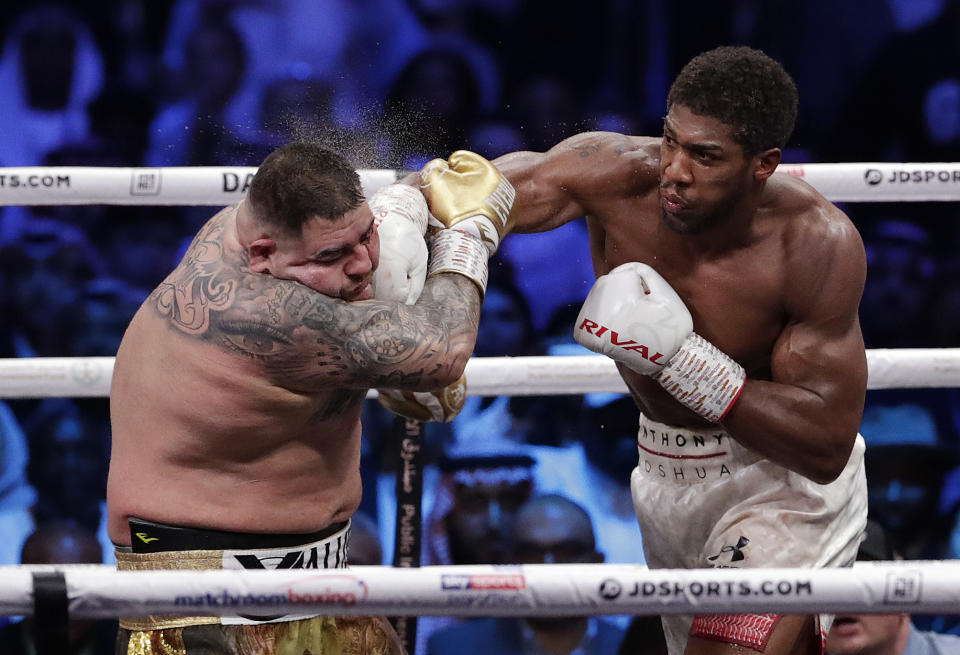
[3, 164, 960, 631]
[2, 162, 960, 205]
[2, 562, 960, 618]
[0, 349, 957, 399]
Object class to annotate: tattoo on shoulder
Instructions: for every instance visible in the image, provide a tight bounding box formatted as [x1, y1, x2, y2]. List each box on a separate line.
[151, 212, 238, 334]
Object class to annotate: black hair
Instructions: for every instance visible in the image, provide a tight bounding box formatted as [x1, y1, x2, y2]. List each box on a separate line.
[667, 46, 798, 155]
[247, 142, 364, 234]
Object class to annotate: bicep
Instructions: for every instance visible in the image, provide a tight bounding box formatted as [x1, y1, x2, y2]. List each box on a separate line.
[494, 149, 586, 233]
[771, 229, 868, 423]
[495, 131, 647, 233]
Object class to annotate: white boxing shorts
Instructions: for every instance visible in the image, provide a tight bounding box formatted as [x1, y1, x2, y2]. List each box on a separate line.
[630, 414, 867, 655]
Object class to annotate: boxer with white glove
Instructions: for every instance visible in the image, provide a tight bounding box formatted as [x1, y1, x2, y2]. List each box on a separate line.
[574, 262, 745, 423]
[369, 183, 429, 304]
[368, 183, 467, 423]
[419, 150, 516, 296]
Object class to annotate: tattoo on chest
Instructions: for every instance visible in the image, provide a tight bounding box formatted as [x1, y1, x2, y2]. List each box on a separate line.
[151, 214, 237, 334]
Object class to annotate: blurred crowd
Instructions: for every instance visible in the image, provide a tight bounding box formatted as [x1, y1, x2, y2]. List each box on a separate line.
[2, 0, 960, 652]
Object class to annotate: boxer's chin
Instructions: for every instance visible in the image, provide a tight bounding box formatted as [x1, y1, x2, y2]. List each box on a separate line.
[345, 281, 373, 301]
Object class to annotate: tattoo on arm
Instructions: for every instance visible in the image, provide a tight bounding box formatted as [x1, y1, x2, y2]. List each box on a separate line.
[153, 216, 481, 390]
[262, 274, 481, 389]
[151, 211, 237, 334]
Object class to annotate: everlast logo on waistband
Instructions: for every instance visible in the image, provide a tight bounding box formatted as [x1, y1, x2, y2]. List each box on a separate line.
[577, 318, 665, 362]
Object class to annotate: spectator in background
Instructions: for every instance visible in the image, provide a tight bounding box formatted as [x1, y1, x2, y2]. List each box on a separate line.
[425, 443, 535, 568]
[512, 315, 645, 566]
[81, 0, 166, 96]
[0, 4, 104, 167]
[825, 519, 960, 653]
[934, 245, 960, 349]
[411, 438, 537, 654]
[61, 278, 147, 357]
[382, 47, 484, 169]
[860, 218, 937, 350]
[347, 510, 384, 566]
[860, 411, 960, 561]
[0, 401, 36, 565]
[257, 75, 338, 149]
[507, 74, 583, 154]
[448, 261, 537, 449]
[496, 189, 594, 334]
[0, 521, 116, 654]
[828, 2, 960, 163]
[96, 208, 187, 291]
[25, 399, 108, 537]
[467, 119, 527, 160]
[144, 16, 251, 167]
[0, 219, 104, 358]
[856, 216, 960, 565]
[86, 86, 157, 165]
[427, 493, 626, 655]
[35, 141, 127, 234]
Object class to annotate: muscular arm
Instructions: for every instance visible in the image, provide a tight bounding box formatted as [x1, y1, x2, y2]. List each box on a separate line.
[219, 272, 480, 393]
[721, 213, 868, 484]
[494, 131, 658, 233]
[152, 211, 480, 393]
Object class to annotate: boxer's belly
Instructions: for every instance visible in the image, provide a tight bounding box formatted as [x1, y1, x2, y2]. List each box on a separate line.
[107, 437, 362, 545]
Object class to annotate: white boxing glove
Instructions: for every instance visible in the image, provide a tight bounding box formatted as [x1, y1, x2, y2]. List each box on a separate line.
[574, 262, 745, 423]
[369, 184, 429, 305]
[368, 185, 468, 422]
[574, 262, 693, 374]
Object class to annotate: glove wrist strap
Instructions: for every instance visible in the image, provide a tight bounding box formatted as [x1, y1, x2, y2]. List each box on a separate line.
[427, 229, 488, 296]
[656, 333, 745, 423]
[369, 184, 428, 235]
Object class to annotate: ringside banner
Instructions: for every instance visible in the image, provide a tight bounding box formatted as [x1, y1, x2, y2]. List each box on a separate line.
[1, 562, 959, 619]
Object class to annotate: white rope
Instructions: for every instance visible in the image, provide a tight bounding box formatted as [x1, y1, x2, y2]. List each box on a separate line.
[0, 167, 404, 206]
[1, 163, 960, 205]
[0, 349, 955, 399]
[1, 562, 958, 618]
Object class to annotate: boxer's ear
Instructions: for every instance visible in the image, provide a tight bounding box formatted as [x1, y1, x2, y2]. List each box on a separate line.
[753, 147, 781, 182]
[247, 238, 276, 273]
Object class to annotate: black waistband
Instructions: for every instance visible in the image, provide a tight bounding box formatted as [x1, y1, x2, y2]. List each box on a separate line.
[128, 517, 350, 553]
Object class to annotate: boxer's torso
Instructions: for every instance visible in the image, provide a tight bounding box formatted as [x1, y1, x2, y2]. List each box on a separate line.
[108, 208, 365, 545]
[580, 137, 831, 428]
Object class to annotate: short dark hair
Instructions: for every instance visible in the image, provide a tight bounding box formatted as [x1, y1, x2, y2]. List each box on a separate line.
[247, 142, 364, 234]
[667, 46, 798, 156]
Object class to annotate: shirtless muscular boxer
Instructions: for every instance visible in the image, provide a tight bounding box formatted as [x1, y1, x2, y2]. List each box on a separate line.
[495, 46, 868, 655]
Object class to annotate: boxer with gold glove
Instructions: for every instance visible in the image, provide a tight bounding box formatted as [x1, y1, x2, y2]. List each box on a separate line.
[419, 149, 516, 296]
[366, 180, 461, 422]
[373, 151, 515, 422]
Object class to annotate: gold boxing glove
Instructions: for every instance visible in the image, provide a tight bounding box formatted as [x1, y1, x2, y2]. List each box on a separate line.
[419, 150, 516, 257]
[376, 374, 467, 423]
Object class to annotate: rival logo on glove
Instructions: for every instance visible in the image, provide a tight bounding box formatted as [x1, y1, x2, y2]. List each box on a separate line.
[577, 318, 666, 364]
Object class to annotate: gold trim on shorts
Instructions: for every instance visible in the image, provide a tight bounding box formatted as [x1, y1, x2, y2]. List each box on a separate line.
[116, 548, 223, 630]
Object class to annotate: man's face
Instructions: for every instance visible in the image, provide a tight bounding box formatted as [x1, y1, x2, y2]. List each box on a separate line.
[448, 478, 533, 564]
[659, 104, 751, 234]
[825, 614, 906, 655]
[267, 204, 380, 301]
